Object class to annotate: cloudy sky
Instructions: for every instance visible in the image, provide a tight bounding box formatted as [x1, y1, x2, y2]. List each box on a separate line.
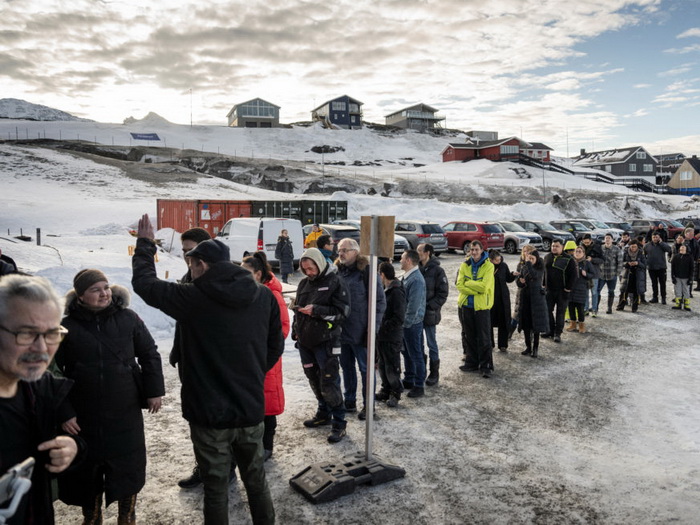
[2, 0, 699, 156]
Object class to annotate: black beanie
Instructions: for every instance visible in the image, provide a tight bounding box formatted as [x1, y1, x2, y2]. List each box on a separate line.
[74, 268, 108, 296]
[186, 239, 230, 264]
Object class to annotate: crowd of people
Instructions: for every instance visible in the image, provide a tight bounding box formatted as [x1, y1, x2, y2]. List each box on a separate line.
[1, 217, 698, 525]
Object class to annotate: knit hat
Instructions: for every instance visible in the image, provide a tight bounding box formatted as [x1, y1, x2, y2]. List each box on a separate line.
[73, 269, 108, 297]
[185, 239, 230, 264]
[300, 248, 327, 274]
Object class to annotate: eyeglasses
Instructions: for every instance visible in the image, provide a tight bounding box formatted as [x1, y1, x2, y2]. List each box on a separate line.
[0, 325, 68, 346]
[337, 248, 356, 253]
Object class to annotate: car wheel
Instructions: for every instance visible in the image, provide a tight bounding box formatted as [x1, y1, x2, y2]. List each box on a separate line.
[463, 242, 470, 254]
[542, 239, 551, 251]
[505, 240, 517, 254]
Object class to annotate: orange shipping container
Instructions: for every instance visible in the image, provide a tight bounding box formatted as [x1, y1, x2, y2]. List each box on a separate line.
[157, 199, 252, 235]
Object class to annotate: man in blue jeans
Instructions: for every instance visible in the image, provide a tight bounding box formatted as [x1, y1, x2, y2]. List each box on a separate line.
[335, 238, 386, 420]
[417, 243, 449, 387]
[400, 249, 426, 398]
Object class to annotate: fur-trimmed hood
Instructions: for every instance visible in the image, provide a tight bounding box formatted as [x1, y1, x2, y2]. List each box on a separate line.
[64, 284, 131, 315]
[335, 253, 369, 272]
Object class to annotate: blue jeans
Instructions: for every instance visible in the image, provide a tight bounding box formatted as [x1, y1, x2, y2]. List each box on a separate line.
[340, 342, 369, 405]
[585, 278, 599, 312]
[402, 321, 425, 388]
[421, 324, 439, 363]
[596, 277, 617, 310]
[190, 422, 274, 525]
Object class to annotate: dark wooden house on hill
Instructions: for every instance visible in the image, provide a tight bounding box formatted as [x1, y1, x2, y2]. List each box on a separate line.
[311, 95, 363, 129]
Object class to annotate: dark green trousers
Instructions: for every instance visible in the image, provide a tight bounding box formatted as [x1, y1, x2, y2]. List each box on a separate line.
[190, 422, 274, 525]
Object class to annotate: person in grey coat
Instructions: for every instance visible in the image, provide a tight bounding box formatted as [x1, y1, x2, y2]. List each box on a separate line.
[516, 250, 549, 358]
[274, 229, 295, 284]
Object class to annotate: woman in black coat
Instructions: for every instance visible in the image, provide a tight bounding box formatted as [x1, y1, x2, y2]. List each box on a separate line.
[516, 250, 550, 358]
[275, 229, 295, 283]
[489, 250, 516, 352]
[54, 269, 164, 525]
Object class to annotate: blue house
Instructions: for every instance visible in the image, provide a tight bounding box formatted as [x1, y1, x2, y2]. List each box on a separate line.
[311, 95, 363, 129]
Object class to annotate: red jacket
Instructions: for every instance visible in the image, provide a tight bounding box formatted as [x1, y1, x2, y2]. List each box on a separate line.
[264, 274, 287, 416]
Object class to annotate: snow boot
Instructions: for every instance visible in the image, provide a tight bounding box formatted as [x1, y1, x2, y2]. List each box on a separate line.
[327, 425, 347, 444]
[684, 298, 692, 312]
[117, 494, 137, 525]
[606, 295, 614, 314]
[425, 360, 440, 386]
[531, 345, 539, 358]
[578, 322, 586, 334]
[672, 297, 682, 310]
[178, 465, 202, 489]
[616, 295, 627, 311]
[631, 296, 639, 313]
[566, 321, 578, 332]
[303, 411, 331, 428]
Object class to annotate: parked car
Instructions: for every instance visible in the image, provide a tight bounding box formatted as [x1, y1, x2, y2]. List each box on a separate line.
[629, 219, 676, 239]
[496, 221, 544, 254]
[303, 223, 361, 247]
[656, 219, 685, 239]
[442, 221, 505, 253]
[571, 218, 622, 242]
[550, 220, 603, 243]
[604, 221, 634, 234]
[217, 217, 304, 266]
[511, 220, 575, 251]
[394, 220, 448, 253]
[331, 219, 410, 260]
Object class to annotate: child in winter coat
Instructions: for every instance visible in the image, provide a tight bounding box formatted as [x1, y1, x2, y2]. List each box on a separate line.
[567, 246, 594, 333]
[671, 244, 694, 312]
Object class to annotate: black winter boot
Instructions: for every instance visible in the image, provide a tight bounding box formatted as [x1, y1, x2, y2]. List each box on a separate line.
[178, 465, 202, 489]
[425, 360, 440, 386]
[606, 295, 614, 314]
[616, 294, 627, 311]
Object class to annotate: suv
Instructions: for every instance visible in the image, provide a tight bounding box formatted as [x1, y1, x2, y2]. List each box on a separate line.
[394, 221, 448, 253]
[604, 221, 633, 234]
[331, 219, 410, 260]
[550, 220, 603, 243]
[442, 221, 505, 253]
[511, 220, 575, 251]
[572, 218, 622, 242]
[497, 221, 544, 254]
[303, 223, 361, 257]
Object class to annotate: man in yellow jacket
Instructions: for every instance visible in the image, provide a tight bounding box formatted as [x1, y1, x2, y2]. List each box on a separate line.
[456, 240, 495, 378]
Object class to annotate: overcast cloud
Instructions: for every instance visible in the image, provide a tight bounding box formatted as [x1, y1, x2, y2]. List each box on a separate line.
[2, 0, 699, 156]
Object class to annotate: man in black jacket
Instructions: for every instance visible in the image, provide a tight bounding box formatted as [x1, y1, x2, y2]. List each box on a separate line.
[543, 239, 578, 343]
[292, 248, 351, 443]
[0, 274, 84, 525]
[644, 232, 672, 304]
[133, 214, 283, 525]
[376, 262, 406, 407]
[417, 243, 449, 386]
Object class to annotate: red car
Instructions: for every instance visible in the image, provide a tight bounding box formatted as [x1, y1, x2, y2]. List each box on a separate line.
[442, 221, 505, 253]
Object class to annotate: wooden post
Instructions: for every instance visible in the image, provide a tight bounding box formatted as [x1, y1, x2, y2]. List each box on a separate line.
[36, 228, 41, 246]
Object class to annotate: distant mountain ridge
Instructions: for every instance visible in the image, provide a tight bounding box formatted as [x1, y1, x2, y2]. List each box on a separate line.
[0, 98, 92, 122]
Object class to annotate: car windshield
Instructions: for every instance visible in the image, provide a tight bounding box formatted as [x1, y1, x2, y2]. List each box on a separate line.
[666, 219, 684, 228]
[534, 221, 555, 230]
[483, 224, 503, 233]
[590, 220, 610, 229]
[422, 224, 445, 234]
[570, 222, 589, 231]
[499, 221, 525, 232]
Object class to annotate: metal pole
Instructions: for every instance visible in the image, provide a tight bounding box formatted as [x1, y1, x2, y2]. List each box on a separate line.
[365, 216, 379, 460]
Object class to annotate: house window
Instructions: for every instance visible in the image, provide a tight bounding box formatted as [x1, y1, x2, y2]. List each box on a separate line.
[332, 102, 346, 111]
[643, 164, 653, 172]
[351, 116, 356, 123]
[636, 151, 647, 159]
[500, 145, 518, 155]
[680, 170, 692, 181]
[629, 164, 637, 172]
[605, 165, 612, 172]
[349, 103, 359, 113]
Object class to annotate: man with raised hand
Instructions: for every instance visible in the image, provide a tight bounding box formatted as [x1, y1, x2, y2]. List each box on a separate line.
[132, 214, 282, 525]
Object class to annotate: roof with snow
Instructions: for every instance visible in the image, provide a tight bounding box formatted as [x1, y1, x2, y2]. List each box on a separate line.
[526, 142, 553, 151]
[573, 146, 653, 167]
[312, 95, 363, 112]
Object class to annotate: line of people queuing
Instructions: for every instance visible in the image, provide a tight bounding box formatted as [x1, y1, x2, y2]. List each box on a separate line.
[2, 218, 697, 525]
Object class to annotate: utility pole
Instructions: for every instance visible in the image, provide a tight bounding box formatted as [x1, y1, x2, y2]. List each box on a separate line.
[190, 89, 193, 128]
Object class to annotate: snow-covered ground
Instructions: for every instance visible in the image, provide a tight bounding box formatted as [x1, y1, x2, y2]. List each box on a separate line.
[1, 117, 700, 523]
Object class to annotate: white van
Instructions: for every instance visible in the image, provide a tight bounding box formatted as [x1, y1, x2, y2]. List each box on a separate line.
[217, 217, 304, 267]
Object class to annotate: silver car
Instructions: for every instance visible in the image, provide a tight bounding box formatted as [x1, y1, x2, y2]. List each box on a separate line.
[497, 221, 544, 254]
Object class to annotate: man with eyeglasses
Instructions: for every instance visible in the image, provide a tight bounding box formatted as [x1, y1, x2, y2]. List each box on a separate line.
[0, 274, 84, 524]
[335, 238, 386, 420]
